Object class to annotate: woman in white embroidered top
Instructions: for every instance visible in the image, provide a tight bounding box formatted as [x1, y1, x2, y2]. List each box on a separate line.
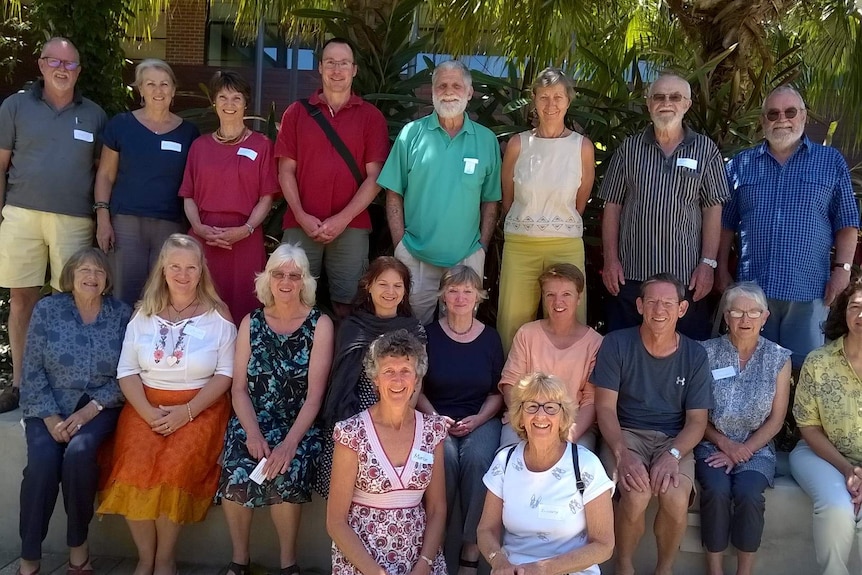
[98, 234, 237, 575]
[497, 67, 596, 353]
[478, 373, 614, 575]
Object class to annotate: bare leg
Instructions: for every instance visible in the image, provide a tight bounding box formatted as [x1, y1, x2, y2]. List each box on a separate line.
[270, 502, 302, 568]
[736, 551, 756, 575]
[153, 516, 182, 575]
[69, 542, 90, 568]
[654, 478, 692, 575]
[457, 542, 481, 575]
[614, 489, 652, 575]
[126, 519, 157, 575]
[223, 500, 254, 565]
[705, 551, 724, 575]
[9, 287, 40, 387]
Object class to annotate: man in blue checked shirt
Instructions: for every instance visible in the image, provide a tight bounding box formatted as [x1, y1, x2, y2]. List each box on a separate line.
[718, 86, 859, 370]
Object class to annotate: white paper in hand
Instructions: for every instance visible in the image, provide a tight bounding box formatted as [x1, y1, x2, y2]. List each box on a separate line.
[250, 457, 268, 484]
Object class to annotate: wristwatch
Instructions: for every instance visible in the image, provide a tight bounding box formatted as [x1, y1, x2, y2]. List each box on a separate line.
[91, 399, 104, 412]
[700, 257, 718, 269]
[668, 447, 682, 461]
[834, 262, 852, 272]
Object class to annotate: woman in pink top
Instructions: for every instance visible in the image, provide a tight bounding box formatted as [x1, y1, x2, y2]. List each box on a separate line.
[179, 71, 279, 321]
[498, 263, 602, 450]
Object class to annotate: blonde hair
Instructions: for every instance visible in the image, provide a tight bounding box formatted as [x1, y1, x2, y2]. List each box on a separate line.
[508, 372, 577, 442]
[254, 243, 316, 307]
[137, 234, 226, 316]
[134, 58, 177, 90]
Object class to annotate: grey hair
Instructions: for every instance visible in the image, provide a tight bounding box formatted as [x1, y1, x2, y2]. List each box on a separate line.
[432, 60, 472, 89]
[253, 243, 316, 307]
[639, 272, 686, 301]
[134, 58, 177, 90]
[41, 37, 79, 60]
[719, 281, 768, 315]
[647, 72, 691, 99]
[437, 265, 488, 310]
[531, 67, 575, 102]
[363, 329, 429, 381]
[762, 85, 806, 113]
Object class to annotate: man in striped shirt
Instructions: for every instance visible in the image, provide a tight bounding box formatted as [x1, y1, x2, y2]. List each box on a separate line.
[599, 73, 730, 341]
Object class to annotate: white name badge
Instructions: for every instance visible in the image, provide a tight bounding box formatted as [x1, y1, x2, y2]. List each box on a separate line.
[161, 140, 182, 152]
[183, 325, 206, 340]
[537, 504, 566, 521]
[73, 129, 94, 142]
[463, 157, 479, 174]
[712, 366, 736, 380]
[249, 457, 268, 484]
[237, 147, 258, 161]
[676, 157, 698, 170]
[411, 449, 434, 465]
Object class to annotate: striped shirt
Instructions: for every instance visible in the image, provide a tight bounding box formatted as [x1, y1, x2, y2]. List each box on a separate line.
[723, 135, 859, 301]
[599, 125, 730, 282]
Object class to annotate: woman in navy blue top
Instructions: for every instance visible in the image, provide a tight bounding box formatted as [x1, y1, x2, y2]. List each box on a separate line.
[417, 265, 505, 574]
[94, 58, 200, 305]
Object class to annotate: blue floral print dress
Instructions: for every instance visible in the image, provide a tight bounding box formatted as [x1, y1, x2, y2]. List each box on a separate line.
[217, 307, 324, 505]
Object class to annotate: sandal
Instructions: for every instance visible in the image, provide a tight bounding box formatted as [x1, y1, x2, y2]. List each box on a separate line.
[225, 563, 250, 575]
[459, 558, 479, 569]
[279, 566, 300, 575]
[67, 557, 93, 575]
[16, 567, 40, 575]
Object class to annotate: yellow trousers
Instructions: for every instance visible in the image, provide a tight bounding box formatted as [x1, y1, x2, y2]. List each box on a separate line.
[497, 234, 586, 354]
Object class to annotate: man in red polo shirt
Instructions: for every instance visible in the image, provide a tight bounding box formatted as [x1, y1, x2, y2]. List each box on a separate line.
[276, 37, 390, 318]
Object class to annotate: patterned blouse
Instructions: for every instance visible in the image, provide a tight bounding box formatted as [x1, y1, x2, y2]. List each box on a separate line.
[20, 293, 132, 419]
[793, 337, 862, 466]
[695, 335, 791, 483]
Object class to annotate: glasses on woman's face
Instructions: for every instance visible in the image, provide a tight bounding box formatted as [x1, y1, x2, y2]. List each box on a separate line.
[727, 309, 764, 319]
[522, 401, 562, 415]
[270, 270, 303, 281]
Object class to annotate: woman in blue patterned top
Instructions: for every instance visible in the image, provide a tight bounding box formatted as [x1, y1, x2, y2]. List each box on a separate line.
[18, 247, 132, 575]
[696, 282, 791, 575]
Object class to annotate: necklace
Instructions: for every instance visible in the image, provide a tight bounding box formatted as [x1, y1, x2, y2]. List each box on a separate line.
[154, 318, 194, 366]
[169, 300, 198, 323]
[537, 126, 566, 139]
[213, 126, 249, 145]
[447, 316, 474, 336]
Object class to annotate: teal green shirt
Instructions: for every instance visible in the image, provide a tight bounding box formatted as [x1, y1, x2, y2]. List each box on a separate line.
[378, 112, 502, 267]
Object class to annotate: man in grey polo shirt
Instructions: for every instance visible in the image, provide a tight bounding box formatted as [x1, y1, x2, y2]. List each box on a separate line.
[599, 73, 729, 340]
[0, 37, 106, 412]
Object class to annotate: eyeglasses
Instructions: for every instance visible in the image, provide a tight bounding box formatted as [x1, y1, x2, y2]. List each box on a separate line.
[650, 93, 688, 103]
[40, 57, 80, 71]
[764, 107, 800, 121]
[522, 401, 562, 415]
[642, 299, 680, 309]
[727, 309, 764, 319]
[270, 270, 303, 281]
[322, 59, 354, 70]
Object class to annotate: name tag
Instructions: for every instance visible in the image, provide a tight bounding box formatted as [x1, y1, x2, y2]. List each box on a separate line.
[237, 147, 258, 161]
[249, 457, 267, 484]
[73, 129, 94, 142]
[161, 140, 182, 152]
[463, 157, 479, 174]
[411, 449, 434, 465]
[712, 366, 736, 380]
[184, 325, 206, 340]
[676, 157, 698, 170]
[537, 504, 565, 521]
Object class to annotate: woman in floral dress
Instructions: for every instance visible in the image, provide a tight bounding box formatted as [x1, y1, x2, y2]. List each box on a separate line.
[217, 244, 334, 575]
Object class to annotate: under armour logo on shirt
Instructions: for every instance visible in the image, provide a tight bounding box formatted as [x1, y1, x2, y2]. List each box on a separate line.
[676, 377, 686, 386]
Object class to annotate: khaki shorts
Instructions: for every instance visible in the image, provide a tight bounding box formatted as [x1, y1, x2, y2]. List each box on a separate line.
[0, 205, 93, 290]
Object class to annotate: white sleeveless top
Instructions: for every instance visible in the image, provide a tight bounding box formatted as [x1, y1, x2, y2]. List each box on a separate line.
[504, 130, 584, 238]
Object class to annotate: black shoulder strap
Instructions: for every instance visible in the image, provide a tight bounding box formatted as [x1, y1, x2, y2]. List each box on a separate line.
[503, 444, 517, 469]
[572, 443, 585, 495]
[299, 98, 364, 187]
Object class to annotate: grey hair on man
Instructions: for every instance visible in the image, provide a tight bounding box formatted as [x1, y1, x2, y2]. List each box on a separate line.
[432, 60, 472, 88]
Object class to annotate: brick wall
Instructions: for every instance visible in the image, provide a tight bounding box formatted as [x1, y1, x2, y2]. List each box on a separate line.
[165, 0, 208, 65]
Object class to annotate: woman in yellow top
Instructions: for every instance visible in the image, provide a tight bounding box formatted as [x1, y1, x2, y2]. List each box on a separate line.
[791, 278, 862, 575]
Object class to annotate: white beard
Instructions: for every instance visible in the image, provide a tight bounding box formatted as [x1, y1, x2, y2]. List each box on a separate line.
[433, 93, 468, 119]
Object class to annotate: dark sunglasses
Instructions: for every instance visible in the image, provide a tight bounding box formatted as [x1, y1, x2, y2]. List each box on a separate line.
[650, 93, 688, 103]
[764, 107, 800, 121]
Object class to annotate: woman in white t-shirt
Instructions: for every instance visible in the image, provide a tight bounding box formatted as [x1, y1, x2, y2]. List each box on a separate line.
[478, 373, 614, 575]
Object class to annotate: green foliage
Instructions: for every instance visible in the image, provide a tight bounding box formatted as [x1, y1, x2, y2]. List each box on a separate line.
[0, 3, 32, 84]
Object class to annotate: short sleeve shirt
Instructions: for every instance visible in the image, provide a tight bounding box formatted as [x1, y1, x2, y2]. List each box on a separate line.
[0, 81, 107, 217]
[275, 91, 390, 229]
[101, 112, 200, 221]
[793, 337, 862, 465]
[377, 112, 502, 267]
[597, 125, 729, 282]
[591, 327, 713, 436]
[723, 136, 859, 302]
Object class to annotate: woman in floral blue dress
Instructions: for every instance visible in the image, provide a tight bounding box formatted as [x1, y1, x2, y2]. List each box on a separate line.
[217, 244, 334, 575]
[696, 282, 791, 575]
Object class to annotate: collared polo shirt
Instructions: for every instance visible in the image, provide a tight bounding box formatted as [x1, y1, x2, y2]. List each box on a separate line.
[275, 89, 390, 230]
[723, 135, 858, 302]
[0, 80, 106, 217]
[598, 125, 729, 282]
[378, 112, 502, 267]
[793, 337, 862, 465]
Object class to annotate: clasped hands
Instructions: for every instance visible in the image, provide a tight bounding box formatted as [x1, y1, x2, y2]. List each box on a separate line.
[297, 212, 348, 244]
[194, 224, 250, 250]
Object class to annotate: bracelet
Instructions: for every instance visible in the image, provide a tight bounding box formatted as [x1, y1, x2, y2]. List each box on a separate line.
[186, 403, 194, 422]
[244, 223, 254, 236]
[92, 201, 110, 213]
[419, 555, 433, 567]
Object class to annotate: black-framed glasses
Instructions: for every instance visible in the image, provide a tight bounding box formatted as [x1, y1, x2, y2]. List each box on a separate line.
[727, 309, 764, 319]
[650, 93, 688, 103]
[523, 401, 562, 415]
[764, 107, 799, 121]
[40, 57, 80, 71]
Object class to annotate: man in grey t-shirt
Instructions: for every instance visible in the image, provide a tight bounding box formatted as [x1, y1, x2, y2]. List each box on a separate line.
[0, 37, 106, 412]
[593, 273, 712, 575]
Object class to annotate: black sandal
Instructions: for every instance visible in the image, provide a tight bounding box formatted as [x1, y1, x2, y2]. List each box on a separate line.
[225, 562, 250, 575]
[459, 558, 479, 570]
[279, 566, 300, 575]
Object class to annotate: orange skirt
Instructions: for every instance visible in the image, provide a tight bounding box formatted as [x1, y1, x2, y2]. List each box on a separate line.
[97, 387, 230, 524]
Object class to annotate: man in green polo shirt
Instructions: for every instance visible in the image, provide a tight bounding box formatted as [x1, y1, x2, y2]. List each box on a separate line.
[379, 60, 501, 324]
